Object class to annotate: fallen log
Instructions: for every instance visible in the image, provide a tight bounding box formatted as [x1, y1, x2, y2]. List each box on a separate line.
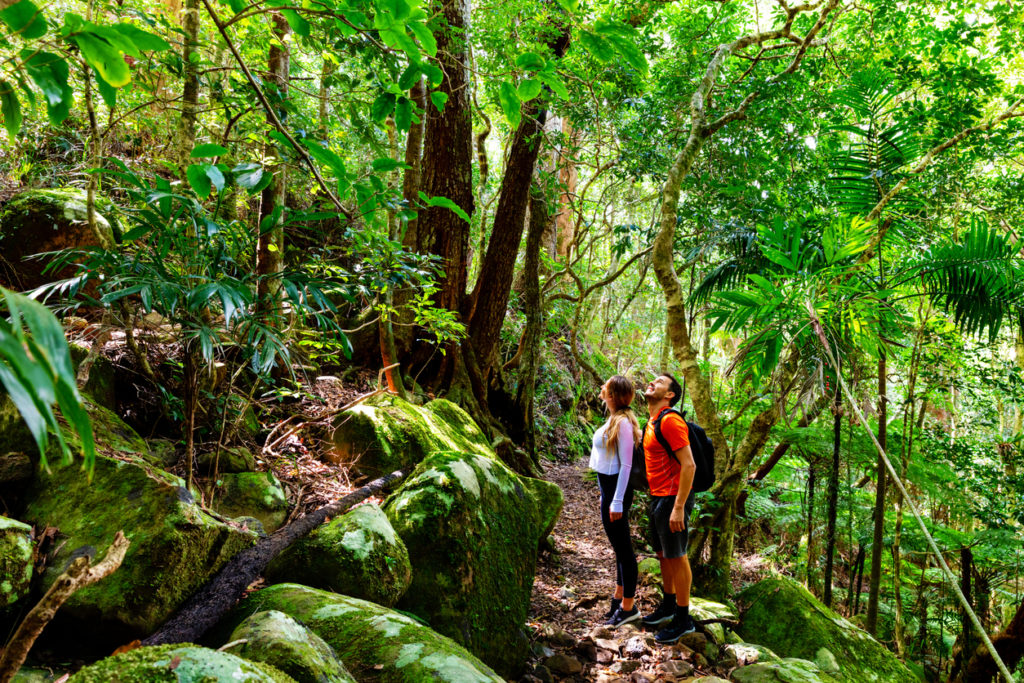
[142, 469, 407, 646]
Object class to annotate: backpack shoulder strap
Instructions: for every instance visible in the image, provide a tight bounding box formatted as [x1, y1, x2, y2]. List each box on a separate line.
[652, 408, 683, 464]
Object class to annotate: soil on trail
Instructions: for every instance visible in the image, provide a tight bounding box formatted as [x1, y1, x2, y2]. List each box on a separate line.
[530, 458, 662, 635]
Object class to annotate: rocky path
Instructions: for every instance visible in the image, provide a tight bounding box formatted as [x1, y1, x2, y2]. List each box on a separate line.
[525, 459, 731, 683]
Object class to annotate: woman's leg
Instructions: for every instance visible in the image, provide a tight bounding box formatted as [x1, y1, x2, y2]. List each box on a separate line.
[599, 473, 638, 607]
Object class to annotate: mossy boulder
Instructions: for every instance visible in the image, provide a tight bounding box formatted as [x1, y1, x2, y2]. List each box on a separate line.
[21, 454, 256, 640]
[12, 667, 69, 682]
[384, 450, 563, 676]
[736, 576, 917, 683]
[198, 445, 256, 474]
[730, 657, 841, 683]
[265, 502, 411, 606]
[224, 610, 356, 683]
[690, 596, 737, 645]
[223, 584, 503, 682]
[69, 342, 118, 412]
[68, 644, 295, 682]
[0, 516, 33, 608]
[0, 188, 118, 291]
[329, 396, 490, 476]
[212, 472, 289, 532]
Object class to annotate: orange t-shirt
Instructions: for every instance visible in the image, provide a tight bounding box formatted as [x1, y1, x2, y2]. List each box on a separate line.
[644, 408, 690, 497]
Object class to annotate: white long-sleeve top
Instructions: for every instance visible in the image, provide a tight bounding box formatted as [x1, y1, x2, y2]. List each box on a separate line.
[588, 419, 634, 514]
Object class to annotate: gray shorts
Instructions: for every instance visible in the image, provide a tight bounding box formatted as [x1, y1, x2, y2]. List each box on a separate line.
[648, 492, 695, 559]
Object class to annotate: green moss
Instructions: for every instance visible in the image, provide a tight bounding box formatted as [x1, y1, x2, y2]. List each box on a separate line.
[225, 610, 356, 683]
[68, 644, 295, 682]
[737, 576, 917, 683]
[265, 503, 411, 607]
[384, 451, 562, 677]
[212, 472, 288, 532]
[730, 657, 841, 683]
[22, 455, 256, 635]
[222, 584, 502, 683]
[0, 516, 33, 607]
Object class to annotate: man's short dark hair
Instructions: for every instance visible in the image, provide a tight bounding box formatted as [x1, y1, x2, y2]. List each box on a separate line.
[661, 373, 682, 408]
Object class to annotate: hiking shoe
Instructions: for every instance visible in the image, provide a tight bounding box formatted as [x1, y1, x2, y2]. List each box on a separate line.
[654, 615, 696, 644]
[642, 600, 676, 627]
[603, 598, 622, 620]
[604, 606, 640, 627]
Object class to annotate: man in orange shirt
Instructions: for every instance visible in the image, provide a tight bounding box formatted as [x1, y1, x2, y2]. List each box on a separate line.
[640, 373, 698, 643]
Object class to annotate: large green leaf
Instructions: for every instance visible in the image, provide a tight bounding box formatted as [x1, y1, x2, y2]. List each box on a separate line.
[73, 31, 132, 87]
[0, 0, 47, 39]
[0, 80, 22, 136]
[20, 50, 73, 125]
[498, 81, 521, 128]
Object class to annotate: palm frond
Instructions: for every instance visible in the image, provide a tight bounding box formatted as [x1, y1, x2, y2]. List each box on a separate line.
[690, 226, 768, 304]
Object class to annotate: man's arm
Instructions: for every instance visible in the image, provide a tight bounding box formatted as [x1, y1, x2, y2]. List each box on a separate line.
[669, 444, 696, 533]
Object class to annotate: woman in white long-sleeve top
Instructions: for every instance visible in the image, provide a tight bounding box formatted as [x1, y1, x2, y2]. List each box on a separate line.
[590, 374, 642, 626]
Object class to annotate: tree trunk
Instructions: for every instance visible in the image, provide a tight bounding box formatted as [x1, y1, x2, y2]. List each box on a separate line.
[953, 597, 1024, 683]
[555, 118, 578, 262]
[401, 78, 427, 249]
[416, 0, 474, 316]
[514, 185, 548, 464]
[806, 456, 819, 595]
[255, 13, 291, 315]
[865, 353, 888, 636]
[466, 103, 547, 368]
[177, 0, 200, 166]
[823, 385, 842, 607]
[847, 544, 864, 614]
[951, 547, 975, 682]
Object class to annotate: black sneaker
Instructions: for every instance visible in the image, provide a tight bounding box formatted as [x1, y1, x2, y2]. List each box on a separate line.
[603, 598, 622, 620]
[654, 615, 696, 644]
[642, 600, 675, 627]
[604, 606, 640, 627]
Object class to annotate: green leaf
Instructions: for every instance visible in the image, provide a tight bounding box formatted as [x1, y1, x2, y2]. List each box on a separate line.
[281, 9, 310, 36]
[536, 71, 568, 99]
[191, 143, 229, 158]
[74, 32, 131, 88]
[205, 164, 225, 193]
[0, 0, 47, 40]
[394, 95, 412, 131]
[419, 192, 470, 223]
[498, 81, 521, 128]
[20, 50, 73, 125]
[408, 21, 437, 56]
[233, 162, 265, 192]
[604, 33, 647, 73]
[111, 23, 171, 51]
[421, 63, 443, 86]
[430, 91, 448, 112]
[0, 80, 22, 137]
[186, 163, 212, 198]
[301, 139, 347, 177]
[398, 63, 421, 91]
[517, 78, 543, 101]
[372, 157, 409, 172]
[516, 52, 546, 71]
[370, 92, 396, 122]
[577, 30, 615, 62]
[94, 70, 117, 109]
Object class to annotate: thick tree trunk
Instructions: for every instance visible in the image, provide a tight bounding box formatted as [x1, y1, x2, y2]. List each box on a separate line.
[806, 457, 819, 595]
[466, 103, 547, 367]
[514, 186, 548, 463]
[401, 78, 427, 249]
[416, 0, 474, 315]
[255, 13, 290, 313]
[865, 353, 888, 636]
[177, 0, 200, 165]
[953, 597, 1024, 682]
[555, 118, 578, 262]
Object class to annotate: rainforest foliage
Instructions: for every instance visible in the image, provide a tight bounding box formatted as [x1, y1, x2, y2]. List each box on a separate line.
[1, 0, 1023, 678]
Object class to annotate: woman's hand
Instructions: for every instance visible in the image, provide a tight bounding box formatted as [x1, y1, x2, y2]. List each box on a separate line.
[610, 510, 622, 522]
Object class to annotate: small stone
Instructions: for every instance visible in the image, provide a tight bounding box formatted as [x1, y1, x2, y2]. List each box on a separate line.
[544, 653, 583, 676]
[594, 637, 621, 652]
[622, 635, 650, 658]
[542, 624, 576, 647]
[656, 660, 694, 677]
[594, 673, 626, 683]
[530, 642, 555, 658]
[704, 642, 719, 662]
[590, 625, 616, 640]
[629, 672, 653, 683]
[533, 664, 554, 683]
[610, 660, 641, 674]
[596, 649, 615, 664]
[814, 647, 840, 673]
[575, 641, 598, 661]
[519, 675, 542, 683]
[558, 586, 578, 601]
[694, 653, 709, 668]
[679, 631, 707, 653]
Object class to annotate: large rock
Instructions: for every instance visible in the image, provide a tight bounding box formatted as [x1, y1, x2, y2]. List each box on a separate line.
[330, 396, 491, 476]
[223, 583, 503, 682]
[21, 454, 256, 640]
[265, 502, 411, 606]
[68, 644, 295, 682]
[730, 658, 840, 683]
[0, 516, 33, 608]
[0, 188, 118, 291]
[737, 576, 917, 683]
[384, 450, 562, 676]
[212, 471, 289, 532]
[224, 610, 355, 683]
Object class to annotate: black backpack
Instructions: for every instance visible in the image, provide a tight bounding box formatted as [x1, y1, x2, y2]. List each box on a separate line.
[628, 409, 716, 493]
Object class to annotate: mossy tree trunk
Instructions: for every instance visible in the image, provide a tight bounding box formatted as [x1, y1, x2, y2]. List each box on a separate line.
[865, 352, 888, 636]
[177, 0, 200, 167]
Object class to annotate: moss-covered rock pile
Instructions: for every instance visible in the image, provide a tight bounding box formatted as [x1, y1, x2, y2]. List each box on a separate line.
[266, 502, 411, 606]
[222, 583, 503, 682]
[67, 644, 295, 682]
[330, 395, 491, 476]
[21, 452, 256, 639]
[0, 516, 33, 608]
[224, 609, 356, 683]
[212, 471, 289, 532]
[385, 449, 562, 677]
[737, 575, 918, 683]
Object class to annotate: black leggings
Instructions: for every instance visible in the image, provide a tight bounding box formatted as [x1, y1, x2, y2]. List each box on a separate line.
[598, 472, 637, 599]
